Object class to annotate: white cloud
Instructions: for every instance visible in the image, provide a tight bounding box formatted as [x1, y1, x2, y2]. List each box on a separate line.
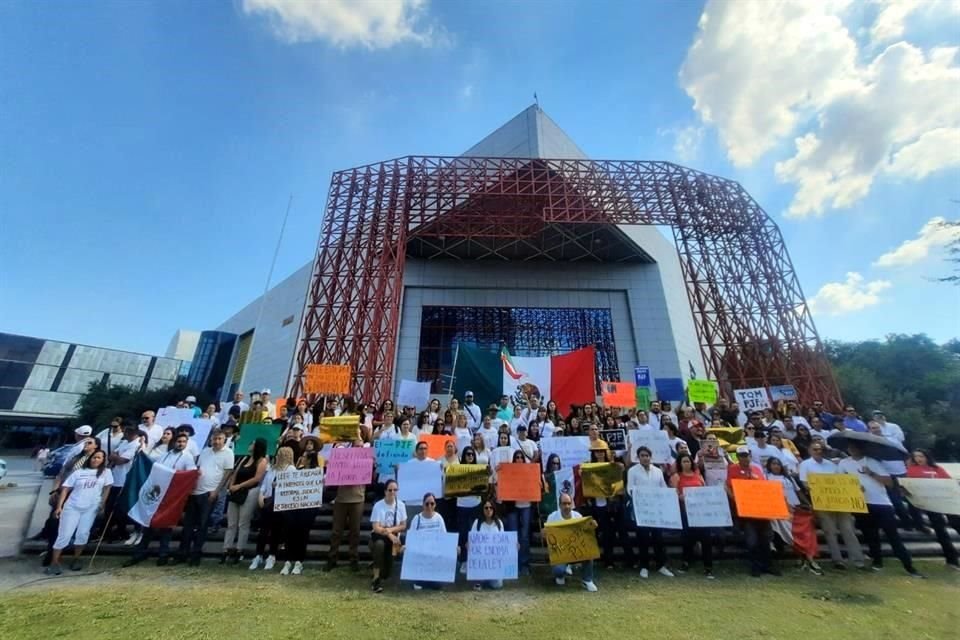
[873, 216, 960, 267]
[807, 272, 892, 315]
[460, 83, 474, 100]
[679, 1, 960, 218]
[658, 125, 705, 163]
[241, 0, 442, 49]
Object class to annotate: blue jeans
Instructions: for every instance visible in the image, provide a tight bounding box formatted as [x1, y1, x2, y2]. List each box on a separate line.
[133, 527, 173, 560]
[552, 560, 594, 583]
[505, 507, 531, 571]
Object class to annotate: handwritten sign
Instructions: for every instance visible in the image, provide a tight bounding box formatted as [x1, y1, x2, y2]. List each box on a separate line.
[496, 463, 542, 502]
[601, 381, 636, 407]
[630, 486, 683, 529]
[397, 460, 443, 504]
[900, 478, 960, 516]
[444, 464, 490, 497]
[734, 388, 771, 412]
[580, 462, 623, 498]
[374, 439, 414, 476]
[304, 363, 351, 395]
[156, 406, 195, 428]
[540, 436, 590, 470]
[418, 434, 456, 460]
[325, 447, 374, 486]
[400, 531, 458, 583]
[807, 473, 868, 513]
[634, 366, 651, 387]
[635, 386, 651, 410]
[628, 430, 672, 464]
[683, 485, 733, 527]
[273, 468, 325, 512]
[769, 385, 798, 402]
[397, 379, 431, 409]
[599, 428, 626, 451]
[731, 479, 789, 519]
[319, 415, 359, 443]
[466, 531, 518, 581]
[542, 516, 600, 565]
[687, 380, 718, 404]
[234, 423, 279, 456]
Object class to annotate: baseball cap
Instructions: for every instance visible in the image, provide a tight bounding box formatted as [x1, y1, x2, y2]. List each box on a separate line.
[261, 388, 272, 395]
[75, 425, 93, 436]
[291, 424, 303, 431]
[871, 409, 884, 416]
[736, 445, 750, 455]
[465, 391, 474, 397]
[185, 395, 197, 403]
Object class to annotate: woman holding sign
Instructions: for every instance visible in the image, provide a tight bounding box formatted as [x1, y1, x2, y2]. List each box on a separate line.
[670, 453, 714, 579]
[467, 499, 507, 591]
[407, 492, 448, 590]
[370, 479, 407, 593]
[502, 449, 534, 577]
[905, 450, 959, 570]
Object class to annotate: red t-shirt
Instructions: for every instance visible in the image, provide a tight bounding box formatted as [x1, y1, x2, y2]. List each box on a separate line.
[905, 464, 951, 479]
[726, 462, 766, 488]
[674, 471, 705, 497]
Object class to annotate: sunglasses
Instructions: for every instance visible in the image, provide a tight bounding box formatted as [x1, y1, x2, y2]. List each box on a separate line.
[424, 501, 436, 506]
[483, 505, 494, 510]
[386, 488, 397, 492]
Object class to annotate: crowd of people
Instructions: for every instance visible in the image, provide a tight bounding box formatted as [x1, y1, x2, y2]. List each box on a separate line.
[40, 388, 959, 593]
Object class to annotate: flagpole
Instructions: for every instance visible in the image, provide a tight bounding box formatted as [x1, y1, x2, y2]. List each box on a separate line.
[447, 343, 461, 403]
[86, 510, 114, 571]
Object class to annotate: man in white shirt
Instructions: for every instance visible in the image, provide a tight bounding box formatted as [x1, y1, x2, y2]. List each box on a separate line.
[798, 442, 864, 569]
[260, 389, 276, 418]
[95, 417, 125, 458]
[514, 425, 537, 462]
[68, 425, 94, 460]
[462, 391, 482, 432]
[176, 430, 234, 566]
[219, 391, 249, 423]
[175, 424, 201, 458]
[104, 423, 142, 543]
[138, 410, 164, 449]
[749, 430, 781, 468]
[838, 442, 921, 577]
[520, 396, 541, 428]
[477, 416, 500, 452]
[647, 401, 662, 431]
[546, 493, 598, 592]
[871, 410, 905, 444]
[626, 447, 673, 578]
[868, 420, 913, 528]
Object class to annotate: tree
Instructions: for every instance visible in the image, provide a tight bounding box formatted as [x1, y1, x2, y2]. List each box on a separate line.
[74, 379, 212, 430]
[936, 218, 959, 285]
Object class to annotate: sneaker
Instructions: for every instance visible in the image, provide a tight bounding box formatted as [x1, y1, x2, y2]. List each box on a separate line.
[582, 580, 598, 592]
[230, 554, 241, 566]
[639, 568, 649, 579]
[459, 563, 467, 575]
[473, 584, 483, 591]
[69, 559, 83, 571]
[658, 566, 675, 578]
[44, 565, 62, 576]
[565, 565, 573, 576]
[133, 532, 143, 546]
[248, 555, 263, 571]
[705, 569, 715, 580]
[870, 564, 882, 572]
[809, 561, 824, 576]
[554, 577, 566, 586]
[279, 561, 292, 575]
[264, 555, 276, 571]
[372, 578, 383, 594]
[292, 561, 303, 575]
[906, 569, 926, 579]
[413, 584, 423, 591]
[124, 532, 139, 546]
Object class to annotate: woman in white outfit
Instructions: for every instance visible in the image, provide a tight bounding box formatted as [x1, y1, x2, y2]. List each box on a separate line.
[47, 449, 113, 575]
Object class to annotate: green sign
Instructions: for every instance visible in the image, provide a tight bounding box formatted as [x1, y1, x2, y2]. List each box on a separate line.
[687, 379, 718, 404]
[635, 386, 651, 409]
[234, 423, 280, 456]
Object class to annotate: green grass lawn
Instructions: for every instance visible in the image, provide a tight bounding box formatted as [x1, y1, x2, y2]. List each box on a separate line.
[1, 559, 957, 640]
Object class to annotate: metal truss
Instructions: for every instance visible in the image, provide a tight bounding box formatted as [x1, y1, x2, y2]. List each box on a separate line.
[289, 156, 842, 408]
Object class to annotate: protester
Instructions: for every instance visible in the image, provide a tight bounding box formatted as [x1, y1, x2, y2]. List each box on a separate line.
[370, 479, 407, 593]
[406, 492, 447, 590]
[327, 436, 368, 573]
[727, 446, 780, 577]
[46, 449, 112, 575]
[103, 422, 141, 543]
[467, 499, 507, 591]
[42, 436, 98, 566]
[626, 446, 673, 579]
[695, 433, 730, 487]
[148, 428, 175, 460]
[455, 446, 484, 574]
[501, 449, 533, 576]
[904, 450, 959, 570]
[546, 493, 598, 592]
[765, 457, 822, 575]
[177, 429, 234, 566]
[670, 452, 714, 578]
[588, 446, 629, 570]
[222, 437, 268, 565]
[249, 446, 293, 571]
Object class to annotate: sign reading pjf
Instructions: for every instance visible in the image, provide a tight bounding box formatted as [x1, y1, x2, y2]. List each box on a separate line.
[304, 363, 351, 395]
[734, 387, 771, 412]
[542, 516, 600, 565]
[273, 468, 325, 512]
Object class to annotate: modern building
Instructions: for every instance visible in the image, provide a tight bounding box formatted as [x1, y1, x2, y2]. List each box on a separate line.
[165, 329, 200, 376]
[0, 331, 182, 425]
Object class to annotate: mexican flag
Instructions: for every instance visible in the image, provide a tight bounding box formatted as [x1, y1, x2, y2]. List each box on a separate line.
[539, 466, 583, 518]
[122, 453, 199, 528]
[451, 343, 596, 414]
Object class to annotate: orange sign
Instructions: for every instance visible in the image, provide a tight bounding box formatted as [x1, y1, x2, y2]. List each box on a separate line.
[418, 434, 456, 460]
[275, 397, 287, 419]
[731, 479, 790, 520]
[496, 463, 542, 502]
[304, 364, 351, 395]
[601, 381, 636, 407]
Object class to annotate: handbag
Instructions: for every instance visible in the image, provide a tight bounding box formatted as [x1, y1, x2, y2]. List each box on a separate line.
[229, 487, 249, 505]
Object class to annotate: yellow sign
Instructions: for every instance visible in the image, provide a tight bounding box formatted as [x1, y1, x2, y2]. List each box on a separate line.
[543, 516, 600, 565]
[807, 473, 868, 513]
[580, 462, 623, 498]
[319, 415, 360, 443]
[443, 464, 490, 497]
[687, 380, 718, 404]
[304, 364, 352, 395]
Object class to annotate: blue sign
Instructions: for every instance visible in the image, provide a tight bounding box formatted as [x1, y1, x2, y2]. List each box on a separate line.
[634, 366, 651, 388]
[769, 385, 798, 402]
[654, 377, 685, 402]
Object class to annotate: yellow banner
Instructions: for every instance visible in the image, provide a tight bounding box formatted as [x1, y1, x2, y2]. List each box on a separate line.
[543, 516, 600, 565]
[807, 473, 868, 513]
[443, 464, 490, 497]
[580, 462, 623, 498]
[319, 415, 360, 444]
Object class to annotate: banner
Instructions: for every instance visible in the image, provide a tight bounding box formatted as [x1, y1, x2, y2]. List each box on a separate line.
[466, 530, 518, 581]
[683, 485, 733, 527]
[687, 380, 718, 405]
[599, 428, 626, 451]
[325, 447, 374, 486]
[627, 429, 672, 464]
[156, 406, 195, 428]
[542, 516, 600, 565]
[443, 464, 490, 497]
[634, 365, 650, 388]
[397, 379, 431, 409]
[190, 417, 215, 448]
[418, 434, 456, 460]
[374, 439, 415, 476]
[807, 473, 868, 513]
[319, 415, 359, 444]
[630, 486, 683, 529]
[601, 381, 636, 407]
[653, 377, 685, 402]
[580, 462, 623, 498]
[397, 460, 443, 504]
[304, 363, 351, 395]
[769, 384, 798, 402]
[734, 388, 771, 413]
[539, 436, 590, 470]
[731, 479, 789, 519]
[400, 531, 458, 583]
[273, 468, 325, 512]
[900, 478, 960, 516]
[234, 423, 280, 456]
[635, 386, 651, 409]
[496, 463, 542, 502]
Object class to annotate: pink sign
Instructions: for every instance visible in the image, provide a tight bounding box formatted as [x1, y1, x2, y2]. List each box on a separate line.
[325, 446, 374, 486]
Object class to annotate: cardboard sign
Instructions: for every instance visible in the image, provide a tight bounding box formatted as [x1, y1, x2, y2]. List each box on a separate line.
[601, 381, 636, 407]
[443, 464, 490, 497]
[807, 473, 868, 513]
[627, 429, 672, 464]
[190, 418, 215, 448]
[156, 406, 195, 428]
[397, 460, 443, 504]
[325, 447, 374, 486]
[397, 379, 431, 410]
[900, 478, 960, 516]
[769, 385, 798, 402]
[496, 463, 542, 502]
[634, 366, 651, 388]
[234, 423, 280, 456]
[683, 485, 733, 527]
[630, 486, 683, 529]
[580, 462, 623, 498]
[374, 438, 415, 476]
[466, 531, 518, 581]
[400, 531, 458, 583]
[635, 386, 651, 410]
[273, 468, 325, 512]
[731, 479, 790, 519]
[599, 428, 626, 451]
[319, 415, 360, 443]
[687, 380, 718, 405]
[418, 434, 456, 460]
[654, 377, 685, 402]
[539, 436, 590, 470]
[542, 516, 600, 565]
[734, 388, 771, 412]
[304, 363, 351, 395]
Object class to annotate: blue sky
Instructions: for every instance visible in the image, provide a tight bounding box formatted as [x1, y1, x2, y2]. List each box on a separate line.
[1, 0, 958, 357]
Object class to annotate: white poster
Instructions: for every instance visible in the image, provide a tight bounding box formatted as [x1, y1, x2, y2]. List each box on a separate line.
[683, 485, 733, 527]
[273, 468, 325, 512]
[401, 531, 459, 583]
[155, 406, 195, 428]
[466, 531, 518, 581]
[900, 478, 960, 516]
[627, 430, 673, 464]
[631, 486, 683, 529]
[734, 388, 771, 413]
[397, 460, 443, 505]
[397, 379, 431, 410]
[539, 436, 590, 470]
[190, 418, 215, 448]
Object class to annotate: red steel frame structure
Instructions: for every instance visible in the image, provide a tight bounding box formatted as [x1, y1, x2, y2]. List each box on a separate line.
[289, 156, 842, 408]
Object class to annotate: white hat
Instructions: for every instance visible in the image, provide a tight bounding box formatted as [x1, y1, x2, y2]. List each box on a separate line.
[261, 388, 271, 395]
[736, 445, 751, 455]
[291, 423, 303, 431]
[185, 395, 197, 403]
[75, 425, 93, 436]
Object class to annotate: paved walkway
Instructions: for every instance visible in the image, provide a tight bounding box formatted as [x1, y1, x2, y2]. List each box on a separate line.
[0, 457, 43, 558]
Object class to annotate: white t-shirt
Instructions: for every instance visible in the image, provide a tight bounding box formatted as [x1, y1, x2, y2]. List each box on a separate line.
[95, 428, 125, 456]
[547, 509, 582, 523]
[838, 457, 891, 506]
[157, 449, 199, 472]
[515, 438, 537, 461]
[627, 464, 667, 490]
[371, 499, 407, 528]
[463, 403, 482, 430]
[470, 519, 505, 533]
[194, 447, 235, 494]
[798, 457, 838, 483]
[750, 443, 781, 468]
[141, 422, 164, 449]
[478, 427, 500, 452]
[775, 447, 800, 475]
[111, 439, 142, 487]
[64, 468, 115, 510]
[880, 421, 905, 443]
[537, 420, 557, 438]
[509, 417, 525, 435]
[409, 511, 446, 534]
[771, 474, 801, 507]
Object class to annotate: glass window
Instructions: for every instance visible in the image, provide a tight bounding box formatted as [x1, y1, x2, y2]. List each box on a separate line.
[0, 333, 44, 363]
